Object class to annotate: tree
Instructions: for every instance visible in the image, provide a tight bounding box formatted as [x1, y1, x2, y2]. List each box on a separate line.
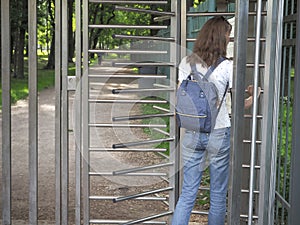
[11, 0, 28, 79]
[45, 0, 55, 69]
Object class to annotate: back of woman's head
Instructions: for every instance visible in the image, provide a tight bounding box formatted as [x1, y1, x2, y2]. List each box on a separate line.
[188, 16, 232, 67]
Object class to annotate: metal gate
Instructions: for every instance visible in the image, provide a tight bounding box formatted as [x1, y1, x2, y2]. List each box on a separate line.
[228, 0, 300, 225]
[1, 0, 300, 225]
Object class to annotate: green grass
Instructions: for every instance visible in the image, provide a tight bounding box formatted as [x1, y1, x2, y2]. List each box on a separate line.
[0, 56, 75, 108]
[141, 96, 170, 154]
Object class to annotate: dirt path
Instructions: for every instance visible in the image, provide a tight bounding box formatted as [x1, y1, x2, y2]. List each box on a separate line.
[0, 62, 206, 225]
[0, 62, 169, 224]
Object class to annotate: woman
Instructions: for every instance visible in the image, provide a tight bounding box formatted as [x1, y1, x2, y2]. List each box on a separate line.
[172, 16, 233, 225]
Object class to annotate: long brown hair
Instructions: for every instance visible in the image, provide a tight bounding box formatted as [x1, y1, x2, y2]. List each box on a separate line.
[187, 16, 232, 67]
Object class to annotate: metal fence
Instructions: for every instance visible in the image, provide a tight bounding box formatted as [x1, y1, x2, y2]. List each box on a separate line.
[1, 0, 300, 225]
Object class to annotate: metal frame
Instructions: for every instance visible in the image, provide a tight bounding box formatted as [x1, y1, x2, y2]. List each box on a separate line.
[289, 1, 300, 224]
[227, 0, 249, 223]
[258, 0, 284, 224]
[55, 0, 62, 224]
[1, 0, 12, 224]
[28, 0, 38, 224]
[1, 0, 300, 224]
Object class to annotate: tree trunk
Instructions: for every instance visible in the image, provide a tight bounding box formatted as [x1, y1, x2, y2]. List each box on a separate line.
[46, 0, 55, 69]
[46, 32, 55, 69]
[12, 0, 27, 79]
[14, 26, 26, 79]
[68, 0, 74, 62]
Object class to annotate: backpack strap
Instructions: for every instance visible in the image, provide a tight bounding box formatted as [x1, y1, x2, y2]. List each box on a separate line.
[204, 57, 225, 80]
[218, 82, 229, 112]
[190, 57, 229, 111]
[190, 57, 225, 81]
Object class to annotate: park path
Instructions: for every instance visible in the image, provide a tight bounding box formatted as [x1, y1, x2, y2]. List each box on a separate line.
[0, 61, 203, 225]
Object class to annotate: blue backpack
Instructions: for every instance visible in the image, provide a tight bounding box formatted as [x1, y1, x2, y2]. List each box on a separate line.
[176, 58, 228, 133]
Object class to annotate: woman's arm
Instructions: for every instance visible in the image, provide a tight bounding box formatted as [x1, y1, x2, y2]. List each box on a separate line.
[244, 85, 261, 109]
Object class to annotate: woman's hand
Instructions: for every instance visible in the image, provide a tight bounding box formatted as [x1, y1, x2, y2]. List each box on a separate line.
[244, 85, 261, 109]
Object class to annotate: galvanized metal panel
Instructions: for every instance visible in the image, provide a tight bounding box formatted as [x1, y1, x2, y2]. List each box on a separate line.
[258, 0, 284, 224]
[61, 1, 69, 224]
[75, 0, 82, 224]
[1, 0, 12, 224]
[28, 0, 38, 224]
[227, 1, 249, 224]
[55, 0, 62, 224]
[247, 1, 263, 224]
[289, 2, 300, 224]
[82, 0, 90, 224]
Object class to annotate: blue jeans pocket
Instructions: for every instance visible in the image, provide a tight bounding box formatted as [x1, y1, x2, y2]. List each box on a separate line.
[182, 130, 209, 151]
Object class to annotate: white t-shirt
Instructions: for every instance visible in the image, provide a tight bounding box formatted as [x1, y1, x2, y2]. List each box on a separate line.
[178, 56, 233, 129]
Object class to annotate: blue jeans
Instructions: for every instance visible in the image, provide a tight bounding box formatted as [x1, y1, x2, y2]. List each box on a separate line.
[171, 127, 231, 225]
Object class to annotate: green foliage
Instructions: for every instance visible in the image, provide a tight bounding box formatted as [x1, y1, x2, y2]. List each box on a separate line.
[0, 55, 75, 108]
[88, 4, 167, 51]
[277, 98, 293, 196]
[141, 97, 170, 154]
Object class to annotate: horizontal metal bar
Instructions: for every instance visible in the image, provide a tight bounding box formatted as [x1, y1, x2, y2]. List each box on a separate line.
[112, 137, 174, 148]
[89, 172, 167, 176]
[242, 164, 261, 169]
[275, 191, 291, 209]
[90, 196, 166, 201]
[112, 113, 174, 121]
[113, 162, 174, 175]
[89, 147, 167, 152]
[89, 0, 168, 4]
[244, 114, 263, 119]
[153, 83, 169, 88]
[199, 186, 209, 191]
[121, 211, 172, 225]
[113, 187, 173, 203]
[89, 24, 168, 29]
[112, 62, 175, 67]
[243, 140, 262, 144]
[88, 99, 168, 104]
[115, 5, 175, 16]
[153, 106, 170, 113]
[89, 123, 167, 128]
[191, 210, 208, 215]
[113, 34, 174, 42]
[240, 214, 259, 219]
[153, 15, 171, 22]
[88, 74, 167, 79]
[246, 63, 265, 68]
[152, 128, 170, 136]
[241, 189, 260, 194]
[187, 11, 267, 17]
[89, 49, 168, 54]
[187, 37, 266, 42]
[112, 88, 174, 94]
[89, 219, 166, 224]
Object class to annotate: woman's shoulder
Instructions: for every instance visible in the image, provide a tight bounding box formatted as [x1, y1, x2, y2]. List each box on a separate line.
[179, 56, 189, 66]
[216, 58, 233, 71]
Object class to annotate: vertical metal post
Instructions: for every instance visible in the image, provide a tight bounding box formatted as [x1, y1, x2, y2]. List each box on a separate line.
[258, 0, 284, 224]
[55, 0, 62, 224]
[61, 0, 69, 224]
[169, 0, 181, 221]
[75, 0, 82, 224]
[227, 0, 249, 224]
[1, 0, 12, 224]
[247, 1, 263, 224]
[289, 1, 300, 224]
[82, 0, 90, 224]
[28, 0, 38, 224]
